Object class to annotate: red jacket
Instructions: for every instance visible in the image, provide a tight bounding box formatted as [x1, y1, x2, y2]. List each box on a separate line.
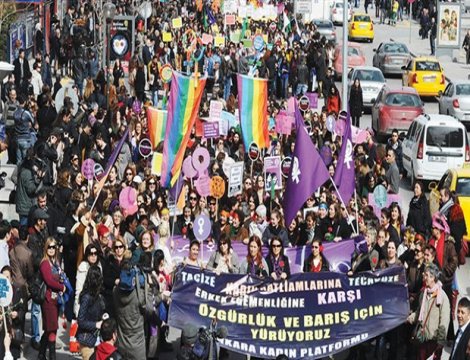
[327, 95, 341, 115]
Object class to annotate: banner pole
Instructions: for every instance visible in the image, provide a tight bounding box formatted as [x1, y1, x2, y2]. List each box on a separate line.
[329, 176, 357, 236]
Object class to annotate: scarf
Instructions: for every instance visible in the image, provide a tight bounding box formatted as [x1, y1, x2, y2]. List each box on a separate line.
[270, 255, 285, 277]
[418, 281, 444, 322]
[431, 232, 446, 268]
[440, 198, 454, 218]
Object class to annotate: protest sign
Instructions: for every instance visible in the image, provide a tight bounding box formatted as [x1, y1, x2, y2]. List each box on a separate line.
[0, 275, 13, 307]
[228, 161, 244, 197]
[368, 188, 401, 219]
[203, 122, 220, 139]
[81, 159, 95, 180]
[172, 17, 183, 29]
[169, 266, 409, 359]
[210, 176, 226, 199]
[275, 111, 294, 135]
[209, 100, 223, 121]
[215, 35, 225, 47]
[219, 117, 229, 136]
[225, 14, 236, 25]
[162, 32, 172, 42]
[264, 156, 282, 190]
[230, 32, 241, 43]
[151, 152, 163, 176]
[202, 33, 213, 45]
[194, 214, 211, 241]
[305, 92, 318, 109]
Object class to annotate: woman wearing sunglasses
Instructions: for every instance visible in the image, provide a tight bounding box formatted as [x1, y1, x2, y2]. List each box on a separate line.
[102, 237, 131, 317]
[265, 237, 291, 280]
[74, 244, 102, 318]
[38, 237, 67, 360]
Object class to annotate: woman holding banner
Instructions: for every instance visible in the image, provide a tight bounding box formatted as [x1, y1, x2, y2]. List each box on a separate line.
[207, 233, 240, 274]
[239, 236, 268, 278]
[265, 236, 291, 280]
[303, 239, 330, 273]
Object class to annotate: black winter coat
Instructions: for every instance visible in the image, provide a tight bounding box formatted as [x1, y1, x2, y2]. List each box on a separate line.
[349, 85, 363, 117]
[406, 194, 431, 237]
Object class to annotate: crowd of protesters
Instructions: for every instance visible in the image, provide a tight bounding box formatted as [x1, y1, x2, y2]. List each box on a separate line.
[0, 0, 465, 359]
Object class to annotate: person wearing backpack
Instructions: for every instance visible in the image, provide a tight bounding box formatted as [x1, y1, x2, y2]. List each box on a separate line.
[2, 87, 18, 164]
[112, 261, 147, 360]
[37, 237, 67, 360]
[91, 318, 122, 360]
[14, 94, 36, 165]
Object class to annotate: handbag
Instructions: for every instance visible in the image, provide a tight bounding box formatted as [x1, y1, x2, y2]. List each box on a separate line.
[411, 297, 436, 345]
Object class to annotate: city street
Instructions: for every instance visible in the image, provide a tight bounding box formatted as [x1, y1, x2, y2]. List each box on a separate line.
[18, 11, 470, 360]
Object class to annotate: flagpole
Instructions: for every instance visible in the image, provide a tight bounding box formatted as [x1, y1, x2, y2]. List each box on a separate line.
[354, 189, 360, 235]
[329, 176, 357, 235]
[170, 174, 182, 250]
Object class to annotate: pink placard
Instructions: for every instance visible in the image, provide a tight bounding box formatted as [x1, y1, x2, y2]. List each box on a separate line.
[195, 175, 211, 197]
[202, 33, 213, 45]
[368, 193, 401, 219]
[352, 126, 369, 144]
[287, 97, 296, 114]
[275, 111, 294, 135]
[225, 14, 236, 25]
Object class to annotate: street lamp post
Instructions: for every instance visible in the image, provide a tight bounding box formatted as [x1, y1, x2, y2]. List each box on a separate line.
[103, 1, 116, 111]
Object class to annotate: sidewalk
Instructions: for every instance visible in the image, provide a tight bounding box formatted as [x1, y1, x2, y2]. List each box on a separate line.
[390, 20, 470, 82]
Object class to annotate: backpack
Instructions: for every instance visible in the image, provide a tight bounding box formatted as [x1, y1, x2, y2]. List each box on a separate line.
[118, 266, 145, 292]
[29, 272, 46, 304]
[191, 328, 212, 360]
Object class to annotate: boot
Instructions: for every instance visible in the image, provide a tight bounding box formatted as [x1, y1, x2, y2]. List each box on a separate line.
[37, 334, 47, 360]
[47, 341, 56, 360]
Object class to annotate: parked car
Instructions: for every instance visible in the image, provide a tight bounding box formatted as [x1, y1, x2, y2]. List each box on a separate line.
[371, 86, 424, 141]
[330, 1, 353, 24]
[402, 113, 470, 186]
[372, 41, 411, 75]
[333, 43, 366, 79]
[438, 81, 470, 125]
[313, 19, 336, 43]
[402, 56, 446, 97]
[348, 66, 386, 108]
[433, 166, 470, 241]
[348, 13, 374, 42]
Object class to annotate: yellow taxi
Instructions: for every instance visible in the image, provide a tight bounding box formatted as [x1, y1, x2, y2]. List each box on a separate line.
[402, 56, 446, 97]
[429, 165, 470, 241]
[348, 13, 374, 43]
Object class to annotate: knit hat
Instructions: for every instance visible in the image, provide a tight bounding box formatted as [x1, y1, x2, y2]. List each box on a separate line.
[432, 213, 450, 234]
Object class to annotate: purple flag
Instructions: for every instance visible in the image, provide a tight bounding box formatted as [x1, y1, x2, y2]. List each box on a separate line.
[283, 106, 330, 227]
[333, 111, 355, 204]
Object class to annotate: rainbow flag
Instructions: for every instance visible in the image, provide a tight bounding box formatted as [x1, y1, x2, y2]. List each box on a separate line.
[160, 71, 206, 187]
[237, 74, 269, 149]
[147, 107, 167, 149]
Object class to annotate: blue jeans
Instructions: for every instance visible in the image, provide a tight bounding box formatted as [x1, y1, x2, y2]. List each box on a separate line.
[296, 84, 308, 96]
[19, 216, 28, 227]
[16, 138, 32, 165]
[31, 301, 41, 343]
[281, 76, 289, 99]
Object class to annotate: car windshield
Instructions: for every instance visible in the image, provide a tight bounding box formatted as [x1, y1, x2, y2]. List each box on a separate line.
[315, 22, 333, 29]
[354, 15, 371, 22]
[426, 126, 463, 148]
[456, 177, 470, 196]
[355, 70, 384, 82]
[385, 93, 421, 106]
[415, 61, 441, 71]
[456, 84, 470, 95]
[348, 47, 361, 56]
[383, 43, 408, 53]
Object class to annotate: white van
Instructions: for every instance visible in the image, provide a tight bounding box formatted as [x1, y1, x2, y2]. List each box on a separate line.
[402, 114, 470, 186]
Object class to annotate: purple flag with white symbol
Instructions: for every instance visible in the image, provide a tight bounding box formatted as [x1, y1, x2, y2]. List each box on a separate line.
[283, 105, 330, 227]
[333, 111, 355, 204]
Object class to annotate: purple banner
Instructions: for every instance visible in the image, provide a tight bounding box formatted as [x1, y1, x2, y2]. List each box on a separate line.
[203, 121, 220, 139]
[166, 236, 357, 273]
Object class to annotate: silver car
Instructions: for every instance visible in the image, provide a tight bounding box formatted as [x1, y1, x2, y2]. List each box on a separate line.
[348, 66, 386, 108]
[438, 81, 470, 124]
[313, 19, 336, 44]
[372, 42, 411, 75]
